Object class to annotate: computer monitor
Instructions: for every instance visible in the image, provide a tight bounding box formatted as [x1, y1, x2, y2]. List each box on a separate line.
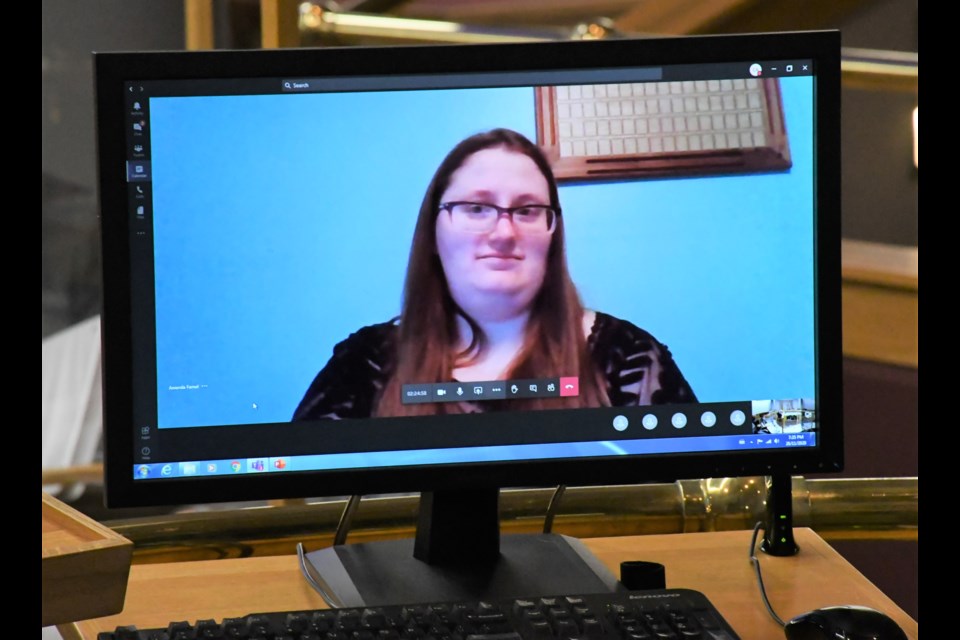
[96, 30, 842, 606]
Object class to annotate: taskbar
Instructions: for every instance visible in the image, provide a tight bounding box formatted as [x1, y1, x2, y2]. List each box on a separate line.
[133, 431, 817, 480]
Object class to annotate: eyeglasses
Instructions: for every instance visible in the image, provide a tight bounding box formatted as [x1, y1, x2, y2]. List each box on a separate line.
[439, 201, 559, 235]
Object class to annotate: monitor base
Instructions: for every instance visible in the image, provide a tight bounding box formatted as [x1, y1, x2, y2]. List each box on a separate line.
[303, 533, 623, 607]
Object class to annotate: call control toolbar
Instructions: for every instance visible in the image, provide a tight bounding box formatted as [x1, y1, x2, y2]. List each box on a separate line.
[401, 377, 580, 405]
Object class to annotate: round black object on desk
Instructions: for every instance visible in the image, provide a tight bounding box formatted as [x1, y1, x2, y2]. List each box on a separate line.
[619, 561, 666, 590]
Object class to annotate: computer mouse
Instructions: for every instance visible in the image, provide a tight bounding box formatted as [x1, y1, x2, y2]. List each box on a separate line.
[783, 605, 908, 640]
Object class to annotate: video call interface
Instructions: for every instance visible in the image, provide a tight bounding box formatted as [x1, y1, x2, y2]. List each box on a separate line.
[124, 58, 820, 481]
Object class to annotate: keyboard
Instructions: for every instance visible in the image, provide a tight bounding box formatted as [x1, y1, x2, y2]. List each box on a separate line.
[97, 588, 740, 639]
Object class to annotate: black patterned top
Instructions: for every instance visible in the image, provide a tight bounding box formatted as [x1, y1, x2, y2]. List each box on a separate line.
[292, 312, 696, 421]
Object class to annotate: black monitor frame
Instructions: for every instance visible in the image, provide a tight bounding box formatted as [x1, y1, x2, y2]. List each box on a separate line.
[96, 30, 843, 511]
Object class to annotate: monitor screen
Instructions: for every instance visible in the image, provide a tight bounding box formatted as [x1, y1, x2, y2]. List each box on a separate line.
[96, 31, 842, 509]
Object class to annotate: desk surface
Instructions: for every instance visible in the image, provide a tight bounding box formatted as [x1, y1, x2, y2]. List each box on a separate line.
[63, 528, 918, 640]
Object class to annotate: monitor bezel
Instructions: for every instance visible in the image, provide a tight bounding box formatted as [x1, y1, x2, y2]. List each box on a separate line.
[96, 30, 843, 508]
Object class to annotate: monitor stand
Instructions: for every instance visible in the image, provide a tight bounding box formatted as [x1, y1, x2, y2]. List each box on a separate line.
[302, 489, 623, 607]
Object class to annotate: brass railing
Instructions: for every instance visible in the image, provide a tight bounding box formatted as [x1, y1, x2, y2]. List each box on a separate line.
[70, 476, 917, 564]
[297, 4, 619, 45]
[293, 3, 919, 96]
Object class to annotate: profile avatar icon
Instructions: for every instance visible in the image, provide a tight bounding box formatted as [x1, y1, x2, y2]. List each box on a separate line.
[749, 63, 763, 77]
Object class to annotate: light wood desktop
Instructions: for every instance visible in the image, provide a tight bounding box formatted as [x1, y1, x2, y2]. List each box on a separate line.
[62, 528, 918, 640]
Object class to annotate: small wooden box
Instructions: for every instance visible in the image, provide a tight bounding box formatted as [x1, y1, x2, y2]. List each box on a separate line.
[42, 492, 133, 626]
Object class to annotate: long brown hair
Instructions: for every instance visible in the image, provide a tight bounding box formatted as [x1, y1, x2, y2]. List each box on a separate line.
[375, 128, 608, 417]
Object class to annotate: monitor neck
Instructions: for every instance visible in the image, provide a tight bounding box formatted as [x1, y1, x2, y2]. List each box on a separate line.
[414, 489, 501, 565]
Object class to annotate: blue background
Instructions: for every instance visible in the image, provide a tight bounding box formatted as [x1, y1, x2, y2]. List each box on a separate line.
[150, 77, 815, 429]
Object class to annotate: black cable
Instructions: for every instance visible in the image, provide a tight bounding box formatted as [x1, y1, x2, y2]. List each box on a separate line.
[749, 521, 787, 628]
[296, 542, 338, 608]
[334, 494, 362, 546]
[297, 494, 363, 607]
[543, 484, 566, 533]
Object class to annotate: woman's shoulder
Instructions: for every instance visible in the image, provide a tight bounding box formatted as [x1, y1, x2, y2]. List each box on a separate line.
[323, 318, 400, 383]
[587, 310, 697, 404]
[588, 310, 662, 349]
[332, 319, 398, 357]
[292, 319, 398, 421]
[587, 311, 674, 377]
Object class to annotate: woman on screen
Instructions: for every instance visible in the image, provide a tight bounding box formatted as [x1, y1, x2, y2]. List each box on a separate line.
[292, 128, 695, 420]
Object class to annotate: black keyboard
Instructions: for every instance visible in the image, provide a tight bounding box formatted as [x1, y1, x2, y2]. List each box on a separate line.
[98, 588, 740, 640]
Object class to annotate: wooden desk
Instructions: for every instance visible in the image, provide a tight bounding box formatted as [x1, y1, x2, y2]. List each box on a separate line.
[62, 528, 918, 640]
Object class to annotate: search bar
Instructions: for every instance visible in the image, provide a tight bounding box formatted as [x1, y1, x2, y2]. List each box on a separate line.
[282, 80, 314, 91]
[280, 67, 663, 94]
